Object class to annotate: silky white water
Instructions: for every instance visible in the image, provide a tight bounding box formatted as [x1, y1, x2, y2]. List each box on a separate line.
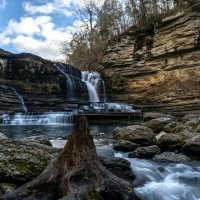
[115, 152, 200, 200]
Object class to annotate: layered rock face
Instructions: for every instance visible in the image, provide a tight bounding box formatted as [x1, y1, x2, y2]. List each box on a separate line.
[100, 5, 200, 114]
[0, 50, 88, 113]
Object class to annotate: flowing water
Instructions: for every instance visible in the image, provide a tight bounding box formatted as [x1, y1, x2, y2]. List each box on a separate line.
[115, 152, 200, 200]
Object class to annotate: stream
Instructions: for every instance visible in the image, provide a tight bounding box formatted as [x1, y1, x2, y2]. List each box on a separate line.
[0, 123, 200, 200]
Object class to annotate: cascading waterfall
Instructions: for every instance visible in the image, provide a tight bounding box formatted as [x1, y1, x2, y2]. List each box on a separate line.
[1, 85, 28, 113]
[2, 111, 77, 125]
[102, 80, 107, 102]
[54, 63, 86, 101]
[1, 63, 137, 125]
[0, 59, 7, 81]
[81, 71, 102, 102]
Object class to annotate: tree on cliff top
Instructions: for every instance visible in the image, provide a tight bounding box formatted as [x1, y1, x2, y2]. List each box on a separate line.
[60, 0, 198, 70]
[0, 116, 137, 200]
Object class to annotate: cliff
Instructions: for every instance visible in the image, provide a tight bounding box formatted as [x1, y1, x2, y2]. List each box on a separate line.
[0, 50, 88, 113]
[100, 4, 200, 115]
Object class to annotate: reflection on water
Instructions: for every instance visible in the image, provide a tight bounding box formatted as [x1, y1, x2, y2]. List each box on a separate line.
[0, 124, 125, 139]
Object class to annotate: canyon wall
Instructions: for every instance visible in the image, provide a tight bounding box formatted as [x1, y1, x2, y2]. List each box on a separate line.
[100, 5, 200, 114]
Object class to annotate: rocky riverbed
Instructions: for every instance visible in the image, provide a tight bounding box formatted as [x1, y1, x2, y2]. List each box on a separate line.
[0, 112, 200, 198]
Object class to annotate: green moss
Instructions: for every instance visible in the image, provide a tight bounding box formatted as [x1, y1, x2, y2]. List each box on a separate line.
[87, 185, 101, 200]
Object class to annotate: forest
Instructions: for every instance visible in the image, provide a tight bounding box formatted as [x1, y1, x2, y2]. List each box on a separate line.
[60, 0, 197, 70]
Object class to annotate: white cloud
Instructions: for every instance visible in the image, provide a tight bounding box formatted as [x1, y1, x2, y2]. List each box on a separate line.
[22, 2, 55, 15]
[0, 0, 7, 9]
[22, 0, 75, 17]
[0, 16, 72, 60]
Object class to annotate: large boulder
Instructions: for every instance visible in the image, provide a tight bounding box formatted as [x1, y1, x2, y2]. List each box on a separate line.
[0, 139, 60, 184]
[99, 157, 135, 182]
[143, 112, 175, 122]
[153, 152, 191, 162]
[143, 118, 174, 133]
[182, 135, 200, 158]
[163, 122, 178, 133]
[113, 140, 140, 152]
[128, 145, 161, 158]
[156, 131, 186, 151]
[113, 125, 156, 146]
[181, 114, 200, 122]
[0, 183, 18, 196]
[0, 133, 8, 140]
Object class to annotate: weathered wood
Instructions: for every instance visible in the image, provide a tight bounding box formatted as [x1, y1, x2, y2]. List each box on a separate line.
[0, 116, 137, 200]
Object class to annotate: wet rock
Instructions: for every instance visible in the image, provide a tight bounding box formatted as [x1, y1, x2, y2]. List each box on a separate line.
[143, 118, 174, 133]
[113, 125, 156, 146]
[99, 157, 135, 182]
[61, 134, 70, 140]
[113, 140, 140, 152]
[0, 138, 60, 184]
[182, 135, 200, 158]
[156, 131, 186, 151]
[21, 135, 52, 146]
[181, 114, 200, 121]
[0, 183, 18, 194]
[163, 122, 178, 133]
[153, 152, 191, 162]
[143, 112, 175, 122]
[0, 133, 8, 140]
[128, 145, 161, 158]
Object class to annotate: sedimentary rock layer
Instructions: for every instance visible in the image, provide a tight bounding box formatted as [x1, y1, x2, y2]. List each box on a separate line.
[100, 5, 200, 114]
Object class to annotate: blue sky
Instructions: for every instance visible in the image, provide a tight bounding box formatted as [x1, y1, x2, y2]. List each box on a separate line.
[0, 0, 80, 60]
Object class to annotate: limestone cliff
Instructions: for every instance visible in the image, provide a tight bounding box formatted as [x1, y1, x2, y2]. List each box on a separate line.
[100, 4, 200, 114]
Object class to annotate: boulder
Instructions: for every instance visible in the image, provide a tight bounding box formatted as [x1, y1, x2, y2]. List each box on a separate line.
[99, 157, 135, 182]
[128, 145, 161, 158]
[153, 152, 191, 162]
[0, 139, 60, 184]
[142, 118, 174, 133]
[163, 122, 177, 133]
[156, 131, 186, 150]
[181, 114, 200, 121]
[0, 133, 8, 140]
[113, 125, 156, 146]
[0, 183, 18, 195]
[182, 135, 200, 158]
[113, 140, 140, 152]
[143, 112, 175, 122]
[21, 135, 52, 146]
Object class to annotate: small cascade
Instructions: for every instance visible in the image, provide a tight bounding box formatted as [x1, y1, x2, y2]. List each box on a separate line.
[81, 71, 105, 102]
[88, 102, 135, 112]
[102, 80, 107, 102]
[2, 111, 77, 125]
[1, 85, 28, 113]
[0, 59, 7, 81]
[54, 63, 86, 101]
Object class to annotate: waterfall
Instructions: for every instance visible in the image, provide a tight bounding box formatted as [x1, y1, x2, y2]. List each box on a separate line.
[81, 71, 102, 102]
[2, 111, 77, 125]
[54, 63, 86, 101]
[102, 80, 107, 102]
[1, 85, 28, 113]
[0, 59, 7, 81]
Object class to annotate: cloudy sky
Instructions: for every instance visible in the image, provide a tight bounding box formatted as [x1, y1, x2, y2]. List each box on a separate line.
[0, 0, 80, 60]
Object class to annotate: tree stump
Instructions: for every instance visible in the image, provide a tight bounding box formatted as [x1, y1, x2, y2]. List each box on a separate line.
[0, 116, 137, 200]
